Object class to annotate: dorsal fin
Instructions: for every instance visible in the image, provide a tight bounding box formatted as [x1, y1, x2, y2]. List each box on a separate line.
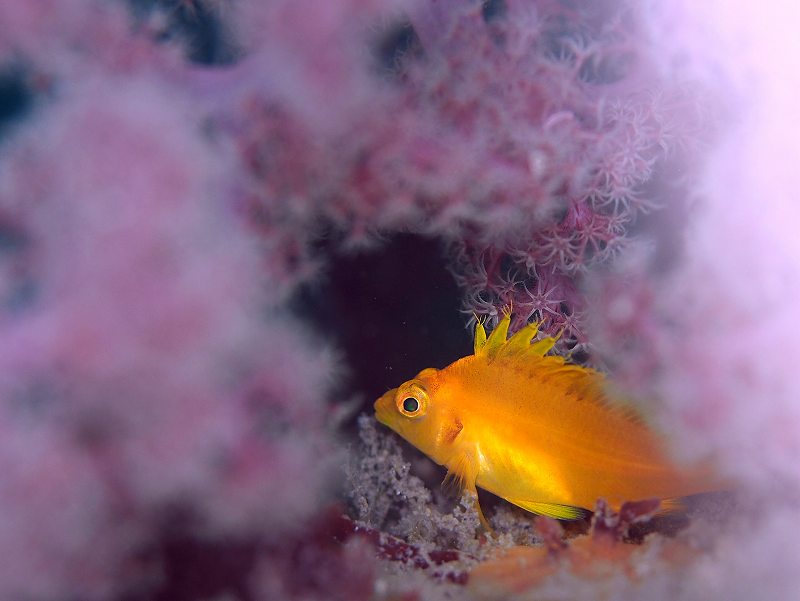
[523, 357, 647, 425]
[474, 314, 647, 426]
[474, 313, 557, 360]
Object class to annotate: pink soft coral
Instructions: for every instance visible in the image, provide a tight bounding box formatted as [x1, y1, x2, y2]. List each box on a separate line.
[2, 0, 799, 600]
[226, 0, 709, 356]
[0, 72, 336, 599]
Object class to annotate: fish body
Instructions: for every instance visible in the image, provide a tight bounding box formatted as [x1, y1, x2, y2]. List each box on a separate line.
[374, 314, 717, 523]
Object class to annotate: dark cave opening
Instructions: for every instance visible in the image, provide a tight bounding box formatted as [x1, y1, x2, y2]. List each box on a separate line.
[294, 234, 470, 422]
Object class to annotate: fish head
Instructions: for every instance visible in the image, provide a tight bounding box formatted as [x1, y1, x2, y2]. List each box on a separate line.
[374, 367, 455, 464]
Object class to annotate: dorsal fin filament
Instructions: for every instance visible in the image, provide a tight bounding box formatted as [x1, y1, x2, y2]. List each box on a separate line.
[473, 314, 488, 355]
[474, 313, 557, 360]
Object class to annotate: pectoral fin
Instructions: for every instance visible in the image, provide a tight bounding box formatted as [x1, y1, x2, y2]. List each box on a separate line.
[507, 498, 590, 520]
[442, 451, 490, 530]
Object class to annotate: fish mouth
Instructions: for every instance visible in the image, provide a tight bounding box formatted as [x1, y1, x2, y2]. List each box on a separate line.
[373, 389, 396, 427]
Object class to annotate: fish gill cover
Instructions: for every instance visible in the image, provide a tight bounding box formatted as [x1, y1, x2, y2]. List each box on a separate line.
[0, 0, 797, 600]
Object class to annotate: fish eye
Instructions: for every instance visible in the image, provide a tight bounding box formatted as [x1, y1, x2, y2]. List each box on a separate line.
[396, 382, 428, 418]
[402, 397, 419, 413]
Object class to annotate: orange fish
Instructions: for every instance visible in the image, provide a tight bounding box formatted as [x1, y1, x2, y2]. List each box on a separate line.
[374, 313, 718, 526]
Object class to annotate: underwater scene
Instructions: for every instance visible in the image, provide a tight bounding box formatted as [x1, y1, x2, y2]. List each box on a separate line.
[0, 0, 798, 599]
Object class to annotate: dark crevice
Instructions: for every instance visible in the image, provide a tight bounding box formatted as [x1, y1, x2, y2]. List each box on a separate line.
[127, 0, 238, 65]
[373, 21, 423, 77]
[482, 0, 507, 22]
[0, 68, 32, 139]
[294, 234, 469, 423]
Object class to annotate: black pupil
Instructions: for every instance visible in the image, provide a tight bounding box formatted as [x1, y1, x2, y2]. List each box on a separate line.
[402, 397, 419, 413]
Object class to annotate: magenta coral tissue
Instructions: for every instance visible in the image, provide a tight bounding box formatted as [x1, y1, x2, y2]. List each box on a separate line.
[0, 59, 336, 601]
[1, 0, 800, 600]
